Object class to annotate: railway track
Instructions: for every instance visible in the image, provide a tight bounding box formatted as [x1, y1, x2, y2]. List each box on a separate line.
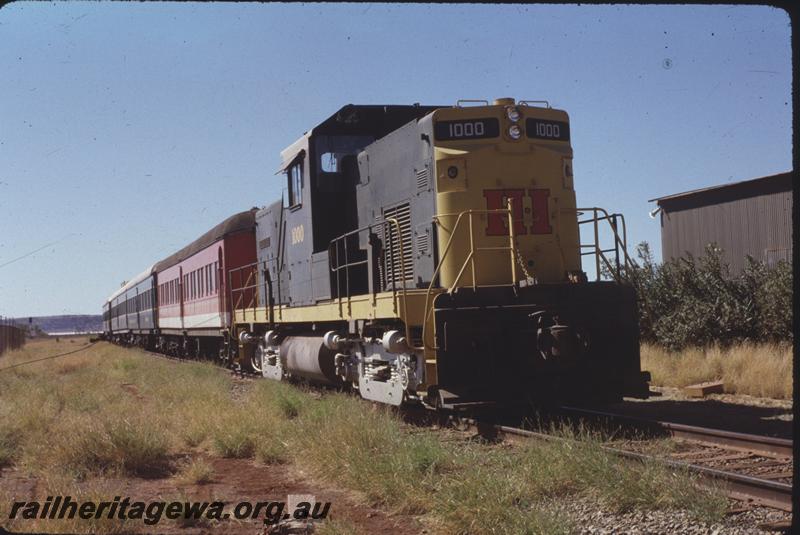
[558, 406, 793, 457]
[475, 412, 793, 513]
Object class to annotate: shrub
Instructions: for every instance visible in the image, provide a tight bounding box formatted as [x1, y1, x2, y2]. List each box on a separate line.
[621, 242, 792, 350]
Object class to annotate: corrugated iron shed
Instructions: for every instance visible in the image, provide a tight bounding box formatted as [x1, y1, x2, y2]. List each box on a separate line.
[650, 172, 793, 274]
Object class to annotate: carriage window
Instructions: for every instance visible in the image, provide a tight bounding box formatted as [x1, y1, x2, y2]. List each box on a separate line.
[288, 162, 303, 207]
[214, 261, 219, 292]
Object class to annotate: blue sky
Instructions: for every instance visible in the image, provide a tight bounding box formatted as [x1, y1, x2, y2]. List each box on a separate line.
[0, 3, 792, 317]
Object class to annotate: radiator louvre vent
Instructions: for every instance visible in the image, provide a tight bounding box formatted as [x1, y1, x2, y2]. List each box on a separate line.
[416, 168, 429, 191]
[382, 203, 413, 288]
[416, 232, 430, 256]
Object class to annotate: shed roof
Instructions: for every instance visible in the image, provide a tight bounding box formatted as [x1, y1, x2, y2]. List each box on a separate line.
[650, 171, 793, 210]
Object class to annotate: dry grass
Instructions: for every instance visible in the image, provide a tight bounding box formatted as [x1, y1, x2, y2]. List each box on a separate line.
[0, 474, 131, 534]
[176, 457, 215, 485]
[641, 342, 793, 399]
[0, 339, 729, 534]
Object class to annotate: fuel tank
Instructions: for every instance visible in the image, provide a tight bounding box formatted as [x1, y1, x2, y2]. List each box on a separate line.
[281, 336, 341, 385]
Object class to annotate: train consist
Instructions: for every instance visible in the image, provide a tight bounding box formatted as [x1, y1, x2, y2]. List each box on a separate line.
[104, 211, 256, 361]
[104, 98, 650, 408]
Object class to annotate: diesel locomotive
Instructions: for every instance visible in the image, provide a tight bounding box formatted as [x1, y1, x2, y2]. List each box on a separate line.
[104, 98, 650, 408]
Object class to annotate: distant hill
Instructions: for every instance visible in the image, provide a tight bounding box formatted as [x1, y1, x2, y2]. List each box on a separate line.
[13, 314, 102, 334]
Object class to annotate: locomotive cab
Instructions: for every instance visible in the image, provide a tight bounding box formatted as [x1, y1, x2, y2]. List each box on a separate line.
[258, 105, 442, 308]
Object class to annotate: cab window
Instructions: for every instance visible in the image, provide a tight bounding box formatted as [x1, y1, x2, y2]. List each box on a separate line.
[288, 162, 303, 207]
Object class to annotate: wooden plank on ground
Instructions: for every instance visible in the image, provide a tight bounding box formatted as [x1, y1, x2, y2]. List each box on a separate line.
[684, 380, 724, 397]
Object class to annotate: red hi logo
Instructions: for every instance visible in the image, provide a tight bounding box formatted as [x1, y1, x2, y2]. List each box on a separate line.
[483, 189, 552, 236]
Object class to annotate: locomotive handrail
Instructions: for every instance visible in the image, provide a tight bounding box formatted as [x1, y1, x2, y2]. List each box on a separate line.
[576, 207, 635, 282]
[385, 217, 410, 345]
[329, 219, 386, 312]
[228, 262, 261, 323]
[518, 100, 551, 109]
[328, 217, 411, 346]
[576, 207, 653, 326]
[225, 254, 294, 329]
[418, 200, 518, 351]
[456, 99, 490, 107]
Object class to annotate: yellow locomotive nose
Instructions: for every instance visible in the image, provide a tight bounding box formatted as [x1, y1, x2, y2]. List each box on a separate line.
[431, 99, 580, 288]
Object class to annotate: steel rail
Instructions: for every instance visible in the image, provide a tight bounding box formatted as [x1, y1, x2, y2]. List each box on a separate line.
[490, 423, 792, 512]
[557, 406, 793, 458]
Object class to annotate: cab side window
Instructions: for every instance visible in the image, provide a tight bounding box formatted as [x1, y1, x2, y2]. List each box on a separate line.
[288, 162, 303, 207]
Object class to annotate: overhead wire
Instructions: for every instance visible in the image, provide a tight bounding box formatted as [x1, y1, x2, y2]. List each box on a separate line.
[0, 341, 97, 373]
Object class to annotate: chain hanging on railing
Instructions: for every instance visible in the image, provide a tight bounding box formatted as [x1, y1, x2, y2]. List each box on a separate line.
[513, 238, 536, 284]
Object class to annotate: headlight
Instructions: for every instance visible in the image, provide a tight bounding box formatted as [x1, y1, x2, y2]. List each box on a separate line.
[508, 125, 522, 140]
[506, 106, 520, 122]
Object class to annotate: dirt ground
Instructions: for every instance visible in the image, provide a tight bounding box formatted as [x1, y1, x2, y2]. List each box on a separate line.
[1, 455, 423, 534]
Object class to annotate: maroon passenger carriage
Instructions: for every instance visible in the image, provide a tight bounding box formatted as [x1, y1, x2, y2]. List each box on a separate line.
[153, 209, 257, 360]
[104, 209, 257, 358]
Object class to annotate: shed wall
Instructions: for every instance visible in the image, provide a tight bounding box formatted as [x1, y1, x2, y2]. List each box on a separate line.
[660, 189, 792, 274]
